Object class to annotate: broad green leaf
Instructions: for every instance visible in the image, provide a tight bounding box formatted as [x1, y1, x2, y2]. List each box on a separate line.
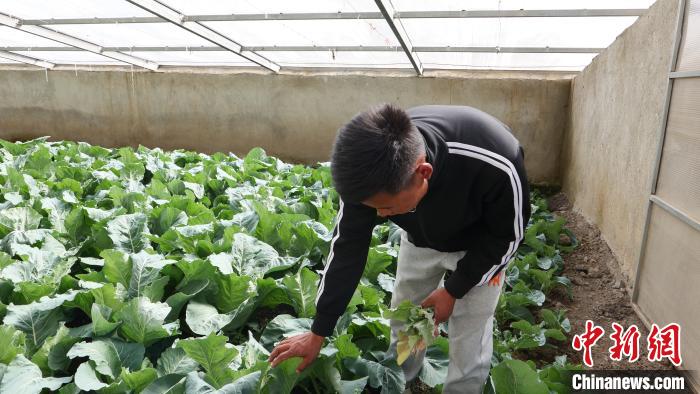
[30, 324, 82, 374]
[0, 228, 51, 257]
[230, 233, 293, 278]
[65, 207, 91, 245]
[281, 267, 318, 318]
[176, 333, 238, 388]
[141, 374, 186, 394]
[128, 250, 175, 299]
[183, 182, 205, 199]
[40, 197, 70, 234]
[116, 297, 178, 345]
[302, 353, 367, 394]
[363, 246, 395, 282]
[24, 145, 53, 177]
[221, 298, 257, 332]
[156, 347, 199, 377]
[67, 338, 145, 379]
[343, 357, 405, 394]
[121, 367, 158, 392]
[418, 337, 449, 388]
[84, 206, 121, 222]
[333, 334, 361, 359]
[263, 357, 303, 394]
[240, 331, 270, 369]
[74, 361, 107, 391]
[208, 252, 234, 275]
[68, 282, 124, 317]
[0, 325, 26, 364]
[174, 259, 218, 293]
[106, 213, 150, 253]
[4, 192, 23, 206]
[164, 279, 209, 322]
[214, 274, 253, 313]
[185, 300, 236, 336]
[254, 277, 289, 309]
[173, 223, 214, 238]
[151, 206, 188, 236]
[259, 314, 313, 349]
[91, 303, 122, 336]
[491, 359, 550, 394]
[0, 355, 72, 394]
[338, 378, 370, 394]
[376, 273, 395, 293]
[184, 370, 260, 394]
[1, 237, 75, 285]
[101, 249, 132, 288]
[544, 328, 567, 342]
[58, 383, 80, 394]
[0, 207, 42, 237]
[4, 290, 80, 353]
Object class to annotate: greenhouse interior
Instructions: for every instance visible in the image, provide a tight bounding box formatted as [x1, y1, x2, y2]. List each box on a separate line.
[0, 0, 698, 393]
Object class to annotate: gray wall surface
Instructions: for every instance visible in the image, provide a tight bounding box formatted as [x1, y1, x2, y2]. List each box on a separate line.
[0, 68, 572, 183]
[561, 0, 682, 283]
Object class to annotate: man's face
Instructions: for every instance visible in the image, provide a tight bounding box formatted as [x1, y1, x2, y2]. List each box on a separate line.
[361, 161, 432, 218]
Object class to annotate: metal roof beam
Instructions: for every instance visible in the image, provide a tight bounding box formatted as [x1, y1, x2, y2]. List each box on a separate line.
[0, 45, 605, 54]
[18, 9, 646, 25]
[0, 50, 54, 68]
[374, 0, 422, 75]
[0, 13, 159, 70]
[125, 0, 280, 72]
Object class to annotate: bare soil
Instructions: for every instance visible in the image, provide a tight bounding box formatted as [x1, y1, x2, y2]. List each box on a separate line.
[545, 192, 675, 371]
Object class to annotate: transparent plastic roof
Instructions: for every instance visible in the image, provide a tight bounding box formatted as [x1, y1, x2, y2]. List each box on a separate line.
[13, 50, 127, 65]
[401, 17, 638, 48]
[1, 0, 151, 20]
[50, 23, 213, 47]
[0, 26, 69, 47]
[163, 0, 382, 15]
[0, 56, 19, 64]
[203, 20, 400, 47]
[132, 51, 255, 66]
[0, 0, 655, 72]
[262, 50, 412, 68]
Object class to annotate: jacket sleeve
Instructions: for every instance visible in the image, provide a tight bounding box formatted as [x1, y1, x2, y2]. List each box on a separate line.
[311, 198, 377, 337]
[443, 165, 530, 299]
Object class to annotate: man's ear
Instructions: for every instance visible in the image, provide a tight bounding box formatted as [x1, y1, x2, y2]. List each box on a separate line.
[416, 162, 433, 180]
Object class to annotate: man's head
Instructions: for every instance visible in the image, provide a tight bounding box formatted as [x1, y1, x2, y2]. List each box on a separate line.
[330, 103, 433, 217]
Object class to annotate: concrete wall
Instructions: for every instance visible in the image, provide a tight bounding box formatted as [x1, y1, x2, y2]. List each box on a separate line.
[0, 68, 572, 183]
[561, 0, 682, 283]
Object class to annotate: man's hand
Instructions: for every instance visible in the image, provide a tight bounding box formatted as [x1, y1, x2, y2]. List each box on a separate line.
[420, 287, 456, 336]
[268, 331, 324, 373]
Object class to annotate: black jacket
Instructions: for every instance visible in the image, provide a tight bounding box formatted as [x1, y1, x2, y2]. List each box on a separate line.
[311, 105, 531, 337]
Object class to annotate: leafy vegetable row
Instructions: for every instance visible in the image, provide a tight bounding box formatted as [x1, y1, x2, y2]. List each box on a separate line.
[0, 137, 579, 394]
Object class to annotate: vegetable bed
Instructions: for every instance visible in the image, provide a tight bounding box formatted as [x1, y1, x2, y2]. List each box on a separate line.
[0, 138, 580, 393]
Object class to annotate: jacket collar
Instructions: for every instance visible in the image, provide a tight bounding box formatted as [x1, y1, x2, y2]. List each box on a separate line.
[416, 123, 447, 191]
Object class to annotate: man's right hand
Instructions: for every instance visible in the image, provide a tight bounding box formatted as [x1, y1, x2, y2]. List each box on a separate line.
[268, 331, 325, 373]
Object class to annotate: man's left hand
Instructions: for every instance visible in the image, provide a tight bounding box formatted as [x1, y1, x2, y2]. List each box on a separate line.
[420, 287, 456, 336]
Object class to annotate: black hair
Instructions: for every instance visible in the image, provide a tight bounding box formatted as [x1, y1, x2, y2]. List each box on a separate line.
[330, 103, 425, 203]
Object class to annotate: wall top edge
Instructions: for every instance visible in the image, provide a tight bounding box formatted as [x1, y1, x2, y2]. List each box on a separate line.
[0, 64, 578, 81]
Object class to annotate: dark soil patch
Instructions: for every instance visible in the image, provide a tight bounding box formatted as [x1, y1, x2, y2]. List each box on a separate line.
[546, 192, 675, 371]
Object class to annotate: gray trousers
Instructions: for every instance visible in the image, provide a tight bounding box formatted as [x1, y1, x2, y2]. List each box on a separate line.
[388, 231, 504, 394]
